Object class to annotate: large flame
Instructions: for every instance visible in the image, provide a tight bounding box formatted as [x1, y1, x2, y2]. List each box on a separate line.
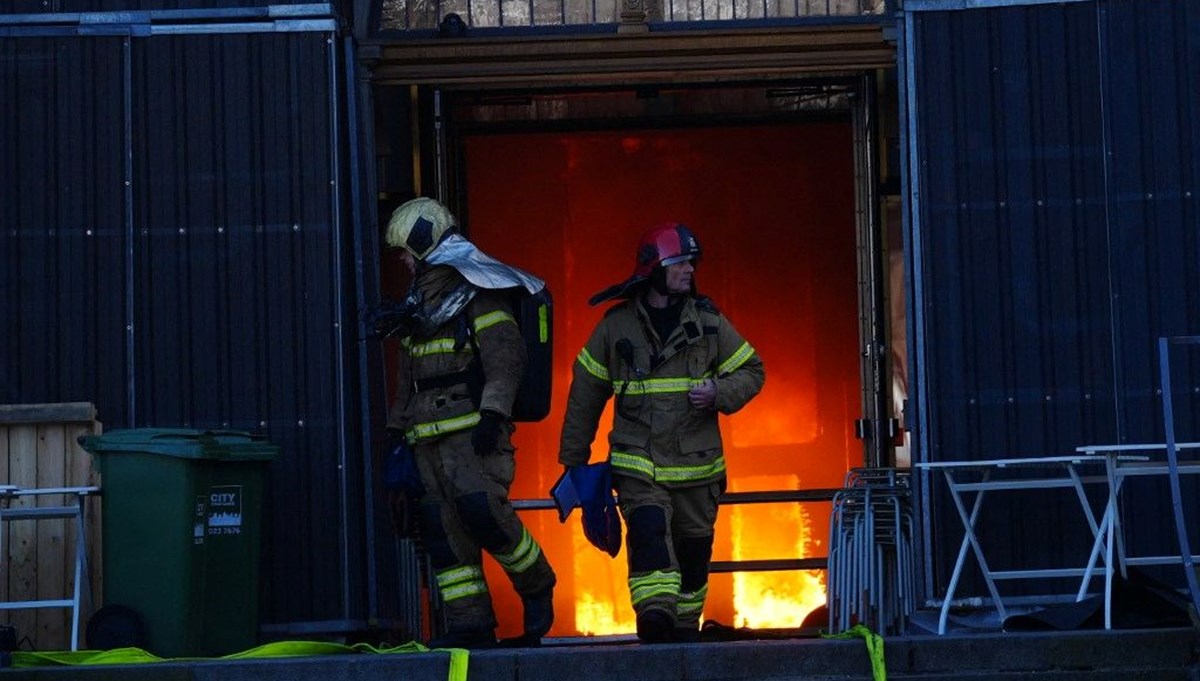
[729, 489, 827, 629]
[567, 474, 829, 636]
[460, 120, 859, 640]
[572, 521, 633, 635]
[575, 593, 627, 636]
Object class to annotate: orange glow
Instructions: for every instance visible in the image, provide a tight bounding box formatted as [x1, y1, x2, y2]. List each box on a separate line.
[728, 477, 827, 628]
[571, 527, 632, 635]
[459, 121, 858, 639]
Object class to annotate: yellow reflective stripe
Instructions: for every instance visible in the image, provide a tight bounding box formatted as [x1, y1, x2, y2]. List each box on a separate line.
[677, 585, 708, 615]
[494, 528, 542, 574]
[614, 374, 712, 396]
[576, 348, 609, 381]
[631, 585, 678, 606]
[657, 457, 725, 483]
[629, 570, 681, 605]
[441, 580, 490, 602]
[406, 412, 482, 443]
[472, 310, 515, 333]
[717, 342, 755, 376]
[436, 564, 484, 587]
[435, 565, 489, 602]
[537, 304, 549, 342]
[611, 450, 726, 483]
[409, 337, 463, 357]
[611, 450, 655, 478]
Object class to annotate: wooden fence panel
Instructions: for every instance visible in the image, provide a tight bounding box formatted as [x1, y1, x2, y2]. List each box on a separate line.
[0, 403, 102, 651]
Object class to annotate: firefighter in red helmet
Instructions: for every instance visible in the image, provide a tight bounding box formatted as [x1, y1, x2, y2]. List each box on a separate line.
[559, 222, 765, 643]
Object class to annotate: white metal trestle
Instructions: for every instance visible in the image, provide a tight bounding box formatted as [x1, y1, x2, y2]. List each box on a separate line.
[0, 486, 99, 651]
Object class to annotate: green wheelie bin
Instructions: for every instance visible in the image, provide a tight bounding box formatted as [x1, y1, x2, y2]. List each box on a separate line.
[78, 428, 278, 657]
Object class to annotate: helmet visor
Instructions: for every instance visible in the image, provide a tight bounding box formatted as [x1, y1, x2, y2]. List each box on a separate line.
[659, 253, 698, 268]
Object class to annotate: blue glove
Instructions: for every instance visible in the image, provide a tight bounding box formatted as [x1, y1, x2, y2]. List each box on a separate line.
[567, 464, 621, 558]
[383, 432, 425, 498]
[581, 496, 622, 558]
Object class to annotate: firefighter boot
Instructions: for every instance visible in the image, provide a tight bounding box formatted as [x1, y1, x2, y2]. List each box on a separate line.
[522, 585, 556, 643]
[635, 609, 674, 644]
[497, 586, 555, 647]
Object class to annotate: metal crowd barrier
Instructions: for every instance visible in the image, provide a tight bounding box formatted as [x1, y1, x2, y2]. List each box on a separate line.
[826, 467, 914, 635]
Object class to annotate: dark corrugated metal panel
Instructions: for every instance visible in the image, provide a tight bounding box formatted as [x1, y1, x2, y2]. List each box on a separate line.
[909, 0, 1200, 598]
[1103, 0, 1200, 440]
[1, 28, 387, 634]
[1096, 0, 1200, 571]
[128, 32, 356, 626]
[913, 2, 1111, 465]
[0, 36, 130, 424]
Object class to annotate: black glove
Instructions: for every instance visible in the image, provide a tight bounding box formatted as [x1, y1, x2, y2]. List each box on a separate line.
[471, 410, 504, 456]
[388, 488, 418, 538]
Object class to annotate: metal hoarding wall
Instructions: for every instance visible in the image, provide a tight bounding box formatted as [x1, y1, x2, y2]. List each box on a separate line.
[0, 24, 388, 637]
[1, 36, 130, 427]
[907, 0, 1200, 601]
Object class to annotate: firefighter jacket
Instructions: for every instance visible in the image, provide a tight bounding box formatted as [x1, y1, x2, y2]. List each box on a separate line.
[559, 294, 764, 487]
[387, 265, 526, 441]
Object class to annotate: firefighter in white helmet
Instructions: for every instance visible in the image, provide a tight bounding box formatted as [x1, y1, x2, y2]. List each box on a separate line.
[383, 197, 556, 649]
[559, 222, 765, 643]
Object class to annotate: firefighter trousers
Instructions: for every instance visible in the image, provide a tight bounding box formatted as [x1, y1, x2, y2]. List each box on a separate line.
[414, 428, 556, 634]
[615, 475, 721, 630]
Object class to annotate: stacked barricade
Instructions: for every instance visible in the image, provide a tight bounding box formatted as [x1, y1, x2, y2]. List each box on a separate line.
[826, 467, 915, 635]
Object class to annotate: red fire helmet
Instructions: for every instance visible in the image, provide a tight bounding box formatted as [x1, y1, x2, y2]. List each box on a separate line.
[633, 222, 702, 277]
[589, 222, 701, 305]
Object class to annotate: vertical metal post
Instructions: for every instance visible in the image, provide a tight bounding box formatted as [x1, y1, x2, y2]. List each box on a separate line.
[1158, 336, 1200, 618]
[123, 36, 137, 425]
[326, 31, 354, 625]
[433, 89, 447, 203]
[344, 33, 381, 625]
[899, 6, 936, 606]
[852, 72, 890, 469]
[1095, 1, 1125, 442]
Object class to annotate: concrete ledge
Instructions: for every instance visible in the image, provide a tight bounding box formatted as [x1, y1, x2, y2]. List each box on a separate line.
[4, 628, 1197, 681]
[684, 638, 875, 679]
[896, 629, 1198, 675]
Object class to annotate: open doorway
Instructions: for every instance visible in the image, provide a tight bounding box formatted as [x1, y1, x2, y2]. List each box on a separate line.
[451, 112, 864, 638]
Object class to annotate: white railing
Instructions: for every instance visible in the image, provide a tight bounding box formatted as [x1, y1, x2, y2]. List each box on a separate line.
[379, 0, 889, 31]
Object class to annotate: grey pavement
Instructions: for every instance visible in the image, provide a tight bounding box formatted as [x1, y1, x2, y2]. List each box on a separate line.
[3, 627, 1198, 681]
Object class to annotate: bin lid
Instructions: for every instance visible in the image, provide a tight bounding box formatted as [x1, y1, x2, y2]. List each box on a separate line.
[78, 428, 279, 461]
